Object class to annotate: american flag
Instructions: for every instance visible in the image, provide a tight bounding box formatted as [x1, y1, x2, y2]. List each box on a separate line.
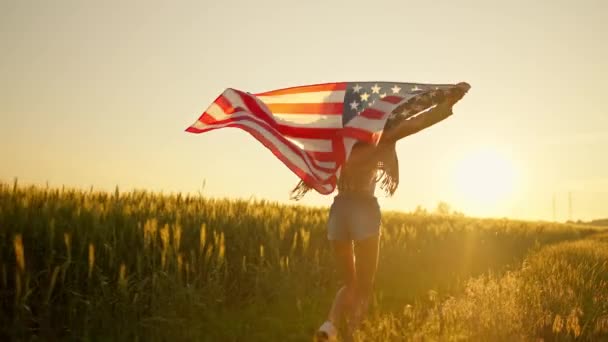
[186, 82, 466, 195]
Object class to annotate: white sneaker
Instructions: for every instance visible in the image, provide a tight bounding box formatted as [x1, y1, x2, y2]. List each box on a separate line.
[316, 321, 338, 341]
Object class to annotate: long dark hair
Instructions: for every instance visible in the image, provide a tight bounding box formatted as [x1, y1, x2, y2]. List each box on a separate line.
[289, 141, 399, 200]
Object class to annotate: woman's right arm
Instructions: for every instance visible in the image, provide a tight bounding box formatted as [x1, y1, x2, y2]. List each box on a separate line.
[381, 82, 470, 143]
[380, 101, 454, 142]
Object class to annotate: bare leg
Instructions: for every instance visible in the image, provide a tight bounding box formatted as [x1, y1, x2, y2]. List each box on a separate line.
[349, 235, 380, 334]
[322, 240, 356, 336]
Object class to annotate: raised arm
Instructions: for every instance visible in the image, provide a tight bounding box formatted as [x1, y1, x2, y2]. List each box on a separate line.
[380, 102, 453, 142]
[381, 82, 470, 143]
[344, 82, 470, 168]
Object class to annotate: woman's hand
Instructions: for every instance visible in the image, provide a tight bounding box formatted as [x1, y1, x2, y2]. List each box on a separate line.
[380, 107, 448, 143]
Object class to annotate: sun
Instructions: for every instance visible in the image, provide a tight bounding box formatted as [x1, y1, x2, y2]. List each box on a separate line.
[452, 148, 518, 212]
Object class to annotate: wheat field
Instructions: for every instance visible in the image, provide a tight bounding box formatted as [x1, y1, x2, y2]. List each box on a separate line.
[0, 180, 606, 341]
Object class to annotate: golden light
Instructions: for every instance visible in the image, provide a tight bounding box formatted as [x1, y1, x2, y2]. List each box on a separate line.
[452, 148, 518, 213]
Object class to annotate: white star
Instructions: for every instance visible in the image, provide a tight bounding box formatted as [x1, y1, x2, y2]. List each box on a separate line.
[371, 84, 381, 94]
[350, 100, 359, 110]
[380, 92, 387, 98]
[352, 84, 363, 93]
[360, 92, 370, 102]
[391, 85, 401, 94]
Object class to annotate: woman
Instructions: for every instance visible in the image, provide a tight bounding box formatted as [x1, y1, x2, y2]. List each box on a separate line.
[310, 84, 469, 341]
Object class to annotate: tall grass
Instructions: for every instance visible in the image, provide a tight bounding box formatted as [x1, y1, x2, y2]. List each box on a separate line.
[0, 181, 599, 341]
[355, 233, 608, 341]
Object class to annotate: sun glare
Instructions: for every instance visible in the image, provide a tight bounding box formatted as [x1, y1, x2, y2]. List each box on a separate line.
[452, 148, 518, 213]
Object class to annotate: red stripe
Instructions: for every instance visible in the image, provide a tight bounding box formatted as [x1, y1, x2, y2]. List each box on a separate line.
[254, 82, 347, 96]
[185, 126, 201, 133]
[215, 96, 237, 114]
[188, 115, 338, 176]
[382, 96, 402, 104]
[307, 151, 335, 162]
[199, 113, 217, 124]
[277, 124, 340, 140]
[332, 137, 346, 166]
[193, 108, 342, 140]
[235, 90, 274, 123]
[229, 91, 344, 139]
[216, 90, 345, 140]
[360, 108, 385, 119]
[265, 102, 343, 115]
[190, 92, 232, 123]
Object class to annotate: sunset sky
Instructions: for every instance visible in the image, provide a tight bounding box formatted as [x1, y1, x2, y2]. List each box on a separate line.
[1, 0, 606, 221]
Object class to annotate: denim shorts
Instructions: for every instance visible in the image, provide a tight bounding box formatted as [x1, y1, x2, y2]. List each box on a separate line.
[327, 194, 382, 241]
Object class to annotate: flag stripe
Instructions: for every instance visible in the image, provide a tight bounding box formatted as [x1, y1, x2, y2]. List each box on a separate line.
[215, 95, 236, 114]
[341, 126, 382, 145]
[255, 82, 347, 96]
[223, 89, 250, 113]
[307, 151, 336, 163]
[382, 96, 402, 104]
[234, 90, 344, 144]
[230, 90, 344, 139]
[332, 137, 347, 166]
[285, 136, 333, 152]
[265, 102, 343, 115]
[201, 104, 342, 139]
[277, 125, 340, 139]
[360, 108, 385, 119]
[273, 113, 342, 128]
[236, 89, 275, 123]
[205, 103, 232, 121]
[257, 90, 347, 104]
